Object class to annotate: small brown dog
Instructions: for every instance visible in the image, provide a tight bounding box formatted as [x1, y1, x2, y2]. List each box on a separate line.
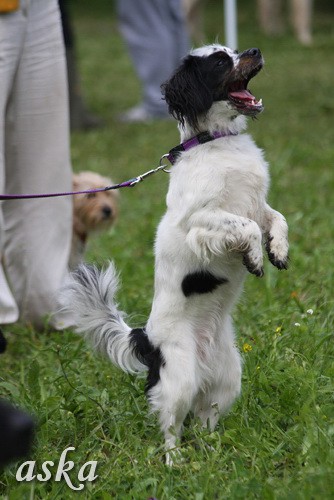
[70, 171, 119, 269]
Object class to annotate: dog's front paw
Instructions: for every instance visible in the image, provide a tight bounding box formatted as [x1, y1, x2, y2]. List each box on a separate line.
[243, 252, 264, 277]
[265, 235, 289, 270]
[240, 220, 264, 277]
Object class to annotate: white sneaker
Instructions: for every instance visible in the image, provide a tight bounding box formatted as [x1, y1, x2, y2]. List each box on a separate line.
[118, 105, 170, 123]
[0, 265, 19, 324]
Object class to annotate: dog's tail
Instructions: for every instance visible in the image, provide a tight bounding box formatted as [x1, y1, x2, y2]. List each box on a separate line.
[59, 263, 149, 374]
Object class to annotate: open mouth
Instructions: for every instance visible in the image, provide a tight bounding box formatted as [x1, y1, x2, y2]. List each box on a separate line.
[227, 65, 263, 116]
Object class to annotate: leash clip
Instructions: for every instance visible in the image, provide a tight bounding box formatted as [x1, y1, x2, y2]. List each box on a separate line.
[159, 154, 172, 173]
[129, 160, 170, 187]
[129, 168, 156, 186]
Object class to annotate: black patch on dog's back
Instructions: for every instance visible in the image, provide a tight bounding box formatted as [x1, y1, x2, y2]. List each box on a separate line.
[181, 271, 228, 297]
[129, 328, 165, 393]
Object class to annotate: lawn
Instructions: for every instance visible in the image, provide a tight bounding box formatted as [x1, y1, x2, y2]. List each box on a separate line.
[1, 0, 334, 498]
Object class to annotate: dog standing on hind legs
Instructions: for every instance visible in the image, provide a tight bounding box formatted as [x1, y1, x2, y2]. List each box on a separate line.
[60, 44, 289, 465]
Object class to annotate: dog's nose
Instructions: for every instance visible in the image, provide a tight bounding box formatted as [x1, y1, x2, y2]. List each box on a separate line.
[102, 206, 112, 218]
[245, 48, 261, 58]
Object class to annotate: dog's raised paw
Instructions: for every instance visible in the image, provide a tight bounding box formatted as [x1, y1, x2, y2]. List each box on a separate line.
[265, 236, 289, 270]
[267, 252, 289, 270]
[243, 253, 264, 277]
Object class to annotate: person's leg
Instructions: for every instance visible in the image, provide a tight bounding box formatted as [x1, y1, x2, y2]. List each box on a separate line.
[0, 5, 26, 325]
[291, 0, 312, 45]
[3, 0, 72, 328]
[117, 0, 190, 119]
[58, 0, 103, 130]
[257, 0, 284, 36]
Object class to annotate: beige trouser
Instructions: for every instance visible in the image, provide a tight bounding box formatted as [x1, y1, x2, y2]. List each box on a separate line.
[0, 0, 72, 327]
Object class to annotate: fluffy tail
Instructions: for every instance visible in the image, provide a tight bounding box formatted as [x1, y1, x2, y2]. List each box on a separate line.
[59, 263, 148, 374]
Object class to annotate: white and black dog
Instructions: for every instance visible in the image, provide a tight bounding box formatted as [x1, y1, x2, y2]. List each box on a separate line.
[60, 44, 288, 464]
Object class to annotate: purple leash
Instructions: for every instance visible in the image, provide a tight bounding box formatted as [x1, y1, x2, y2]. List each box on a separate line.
[0, 165, 170, 201]
[0, 130, 236, 201]
[0, 177, 149, 201]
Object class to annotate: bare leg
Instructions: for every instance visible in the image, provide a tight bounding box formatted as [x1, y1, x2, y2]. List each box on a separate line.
[291, 0, 312, 45]
[257, 0, 284, 36]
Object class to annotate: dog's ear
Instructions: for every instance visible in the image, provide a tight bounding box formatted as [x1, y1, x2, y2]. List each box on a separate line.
[162, 56, 213, 131]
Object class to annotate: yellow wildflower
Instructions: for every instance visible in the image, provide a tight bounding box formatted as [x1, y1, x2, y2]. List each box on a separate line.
[243, 343, 252, 353]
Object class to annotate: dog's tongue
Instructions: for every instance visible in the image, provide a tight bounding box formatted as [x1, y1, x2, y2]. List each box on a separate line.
[229, 89, 255, 101]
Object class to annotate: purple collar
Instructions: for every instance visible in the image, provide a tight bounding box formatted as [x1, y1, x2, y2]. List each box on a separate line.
[167, 130, 238, 165]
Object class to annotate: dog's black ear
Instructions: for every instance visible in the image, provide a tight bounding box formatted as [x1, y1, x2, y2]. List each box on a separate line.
[161, 56, 213, 131]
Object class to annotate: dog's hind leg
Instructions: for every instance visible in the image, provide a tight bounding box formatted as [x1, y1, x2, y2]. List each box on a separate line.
[193, 322, 242, 430]
[160, 410, 187, 466]
[194, 370, 241, 431]
[194, 363, 241, 431]
[148, 340, 199, 465]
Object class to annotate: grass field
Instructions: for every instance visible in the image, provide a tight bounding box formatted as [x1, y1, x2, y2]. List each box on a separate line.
[1, 0, 334, 498]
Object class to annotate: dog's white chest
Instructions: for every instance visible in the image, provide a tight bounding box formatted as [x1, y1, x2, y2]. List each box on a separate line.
[166, 134, 269, 224]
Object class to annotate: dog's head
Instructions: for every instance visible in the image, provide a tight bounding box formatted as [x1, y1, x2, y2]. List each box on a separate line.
[72, 171, 119, 236]
[162, 44, 264, 132]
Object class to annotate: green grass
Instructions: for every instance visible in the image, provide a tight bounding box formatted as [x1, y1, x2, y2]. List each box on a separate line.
[1, 0, 334, 498]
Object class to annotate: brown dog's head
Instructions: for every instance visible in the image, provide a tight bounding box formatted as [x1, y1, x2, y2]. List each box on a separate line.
[72, 171, 119, 238]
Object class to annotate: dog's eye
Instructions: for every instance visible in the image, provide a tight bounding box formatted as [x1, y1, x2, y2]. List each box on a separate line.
[214, 53, 230, 67]
[86, 192, 97, 199]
